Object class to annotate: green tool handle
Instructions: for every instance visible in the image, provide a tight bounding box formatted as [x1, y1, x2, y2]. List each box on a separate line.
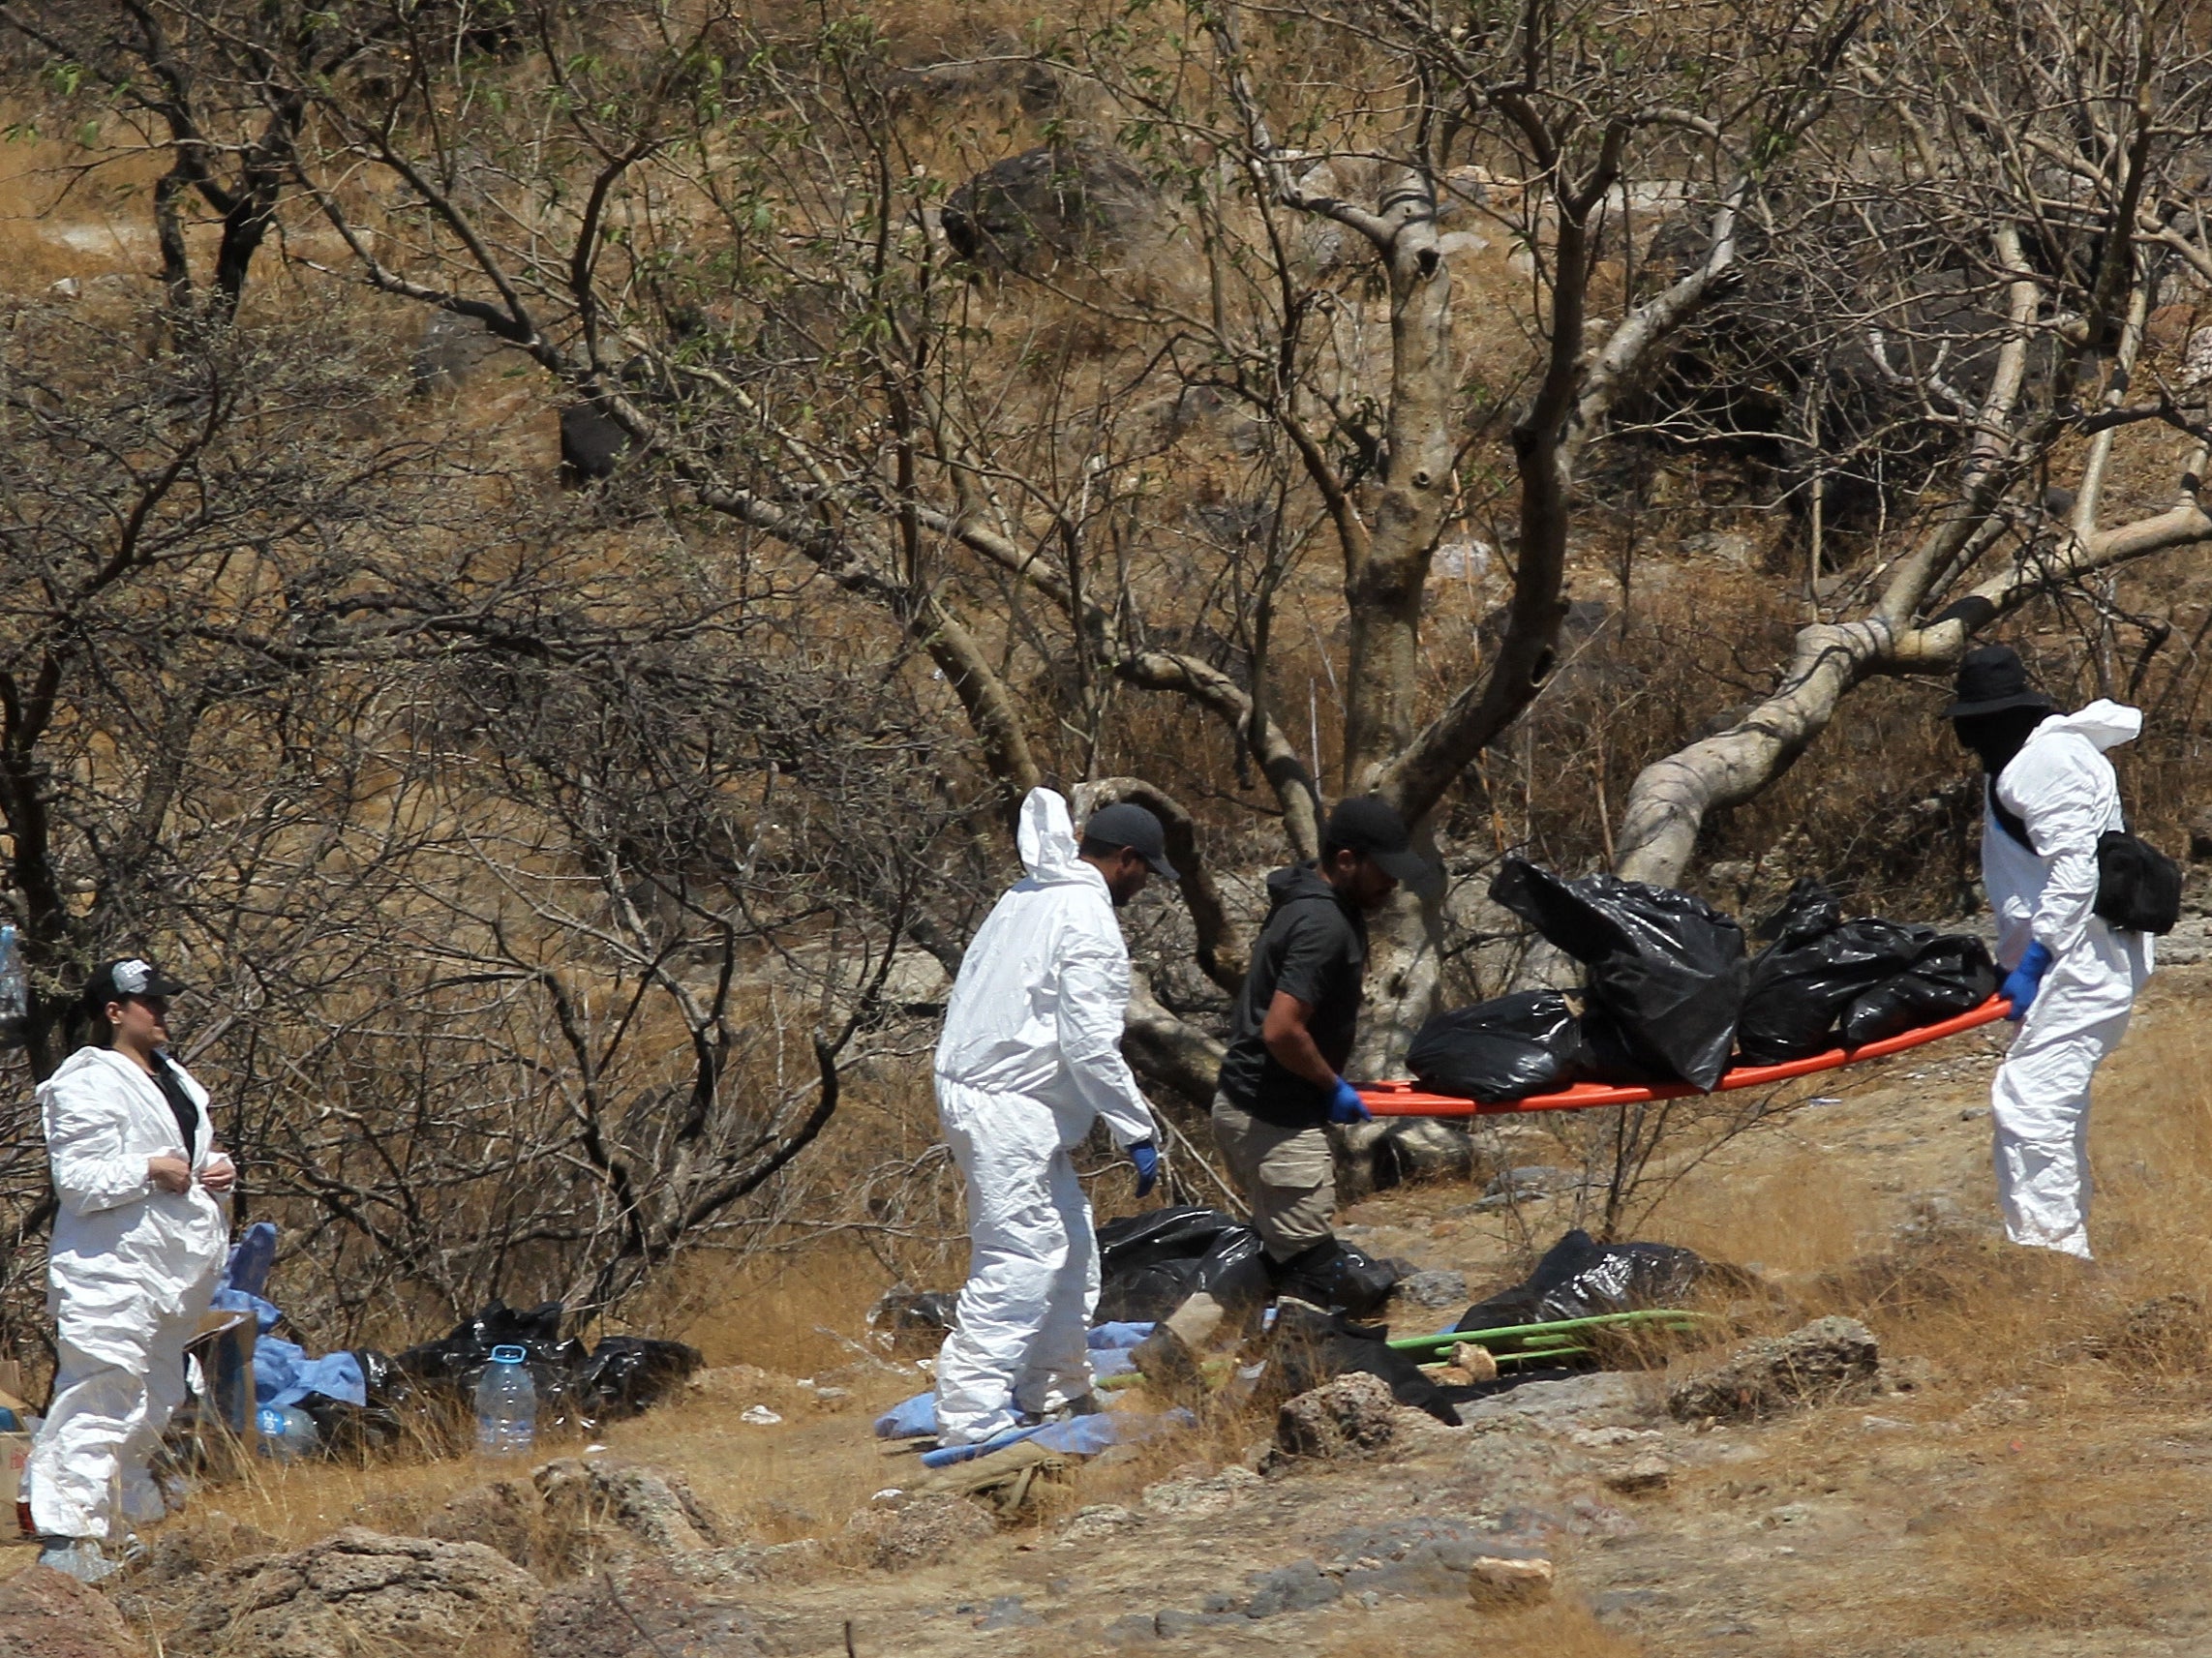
[1386, 1308, 1706, 1358]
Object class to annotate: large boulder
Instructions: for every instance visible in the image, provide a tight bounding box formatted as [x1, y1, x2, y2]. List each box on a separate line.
[1667, 1316, 1880, 1422]
[0, 1565, 138, 1658]
[940, 145, 1165, 275]
[171, 1528, 541, 1658]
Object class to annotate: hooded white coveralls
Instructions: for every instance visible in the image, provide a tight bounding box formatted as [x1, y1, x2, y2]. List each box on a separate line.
[28, 1046, 229, 1539]
[932, 789, 1158, 1445]
[1984, 700, 2154, 1258]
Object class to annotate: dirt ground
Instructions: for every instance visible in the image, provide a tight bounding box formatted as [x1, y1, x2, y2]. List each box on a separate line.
[11, 966, 2212, 1656]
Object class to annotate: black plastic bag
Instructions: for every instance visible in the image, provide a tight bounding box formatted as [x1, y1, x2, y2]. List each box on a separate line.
[1490, 859, 1747, 1090]
[1737, 880, 1933, 1064]
[1408, 990, 1590, 1101]
[392, 1298, 590, 1430]
[1097, 1207, 1270, 1322]
[576, 1336, 705, 1421]
[1839, 932, 1998, 1044]
[1279, 1239, 1400, 1320]
[300, 1349, 415, 1458]
[1456, 1228, 1708, 1331]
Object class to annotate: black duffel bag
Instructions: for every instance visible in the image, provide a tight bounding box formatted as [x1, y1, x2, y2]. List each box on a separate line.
[2095, 829, 2183, 935]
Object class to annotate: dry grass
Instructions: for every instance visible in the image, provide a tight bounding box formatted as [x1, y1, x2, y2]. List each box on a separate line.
[1319, 1595, 1647, 1656]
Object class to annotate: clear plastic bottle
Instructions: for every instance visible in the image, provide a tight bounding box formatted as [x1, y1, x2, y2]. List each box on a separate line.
[255, 1403, 320, 1460]
[474, 1344, 537, 1457]
[0, 926, 25, 1029]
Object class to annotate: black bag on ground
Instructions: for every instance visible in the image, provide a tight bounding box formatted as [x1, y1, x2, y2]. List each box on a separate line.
[2095, 830, 2184, 934]
[1096, 1207, 1270, 1321]
[1407, 990, 1591, 1101]
[577, 1336, 705, 1421]
[1456, 1228, 1709, 1332]
[299, 1348, 412, 1459]
[393, 1298, 591, 1428]
[1838, 931, 1998, 1044]
[1736, 879, 1933, 1064]
[1265, 1300, 1459, 1424]
[1276, 1238, 1399, 1320]
[1490, 859, 1748, 1090]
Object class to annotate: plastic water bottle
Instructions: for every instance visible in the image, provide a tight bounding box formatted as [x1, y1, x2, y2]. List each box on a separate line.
[255, 1403, 320, 1460]
[0, 926, 25, 1029]
[474, 1345, 536, 1457]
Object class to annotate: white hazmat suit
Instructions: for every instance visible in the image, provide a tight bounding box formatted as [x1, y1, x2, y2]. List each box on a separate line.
[29, 1046, 229, 1539]
[1983, 700, 2154, 1257]
[932, 789, 1157, 1445]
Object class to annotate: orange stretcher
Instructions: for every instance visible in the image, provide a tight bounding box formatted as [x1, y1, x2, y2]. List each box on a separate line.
[1360, 994, 2013, 1118]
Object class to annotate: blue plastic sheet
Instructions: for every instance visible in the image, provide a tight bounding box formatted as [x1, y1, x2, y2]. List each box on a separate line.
[252, 1338, 367, 1408]
[872, 1323, 1158, 1439]
[917, 1406, 1195, 1468]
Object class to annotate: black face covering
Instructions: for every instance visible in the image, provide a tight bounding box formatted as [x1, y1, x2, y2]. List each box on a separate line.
[1951, 707, 2049, 774]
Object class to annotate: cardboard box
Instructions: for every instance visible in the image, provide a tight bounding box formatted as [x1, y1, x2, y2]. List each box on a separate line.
[0, 1431, 29, 1540]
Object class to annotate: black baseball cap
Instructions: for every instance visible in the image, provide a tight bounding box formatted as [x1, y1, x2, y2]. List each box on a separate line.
[81, 956, 190, 1010]
[1322, 797, 1440, 893]
[1942, 645, 2058, 719]
[1084, 801, 1180, 881]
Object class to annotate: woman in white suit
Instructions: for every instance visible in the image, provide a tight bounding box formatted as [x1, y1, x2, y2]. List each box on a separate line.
[27, 958, 234, 1581]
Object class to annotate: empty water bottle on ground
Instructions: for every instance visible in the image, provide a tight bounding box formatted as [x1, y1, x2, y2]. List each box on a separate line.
[255, 1403, 320, 1460]
[475, 1343, 536, 1456]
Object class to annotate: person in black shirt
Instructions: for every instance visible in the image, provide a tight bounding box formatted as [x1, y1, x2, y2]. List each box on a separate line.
[1212, 798, 1436, 1303]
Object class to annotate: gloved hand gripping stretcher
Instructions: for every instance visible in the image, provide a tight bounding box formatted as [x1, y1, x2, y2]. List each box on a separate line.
[1361, 993, 2012, 1117]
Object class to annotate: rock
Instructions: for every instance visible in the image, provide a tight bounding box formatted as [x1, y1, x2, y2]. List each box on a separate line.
[1396, 1269, 1470, 1310]
[1139, 1465, 1261, 1517]
[1242, 1560, 1344, 1618]
[1468, 1553, 1555, 1607]
[1371, 1120, 1475, 1189]
[424, 1478, 544, 1570]
[1604, 1454, 1674, 1494]
[2189, 804, 2212, 862]
[1057, 1503, 1140, 1543]
[173, 1528, 540, 1658]
[1457, 1372, 1666, 1433]
[940, 145, 1165, 275]
[1452, 1341, 1500, 1382]
[840, 1494, 995, 1570]
[530, 1562, 776, 1658]
[1666, 1316, 1881, 1422]
[130, 1512, 283, 1592]
[1274, 1372, 1401, 1461]
[533, 1458, 730, 1556]
[0, 1565, 137, 1658]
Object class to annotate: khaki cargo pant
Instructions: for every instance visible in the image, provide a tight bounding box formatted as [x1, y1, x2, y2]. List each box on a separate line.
[1210, 1091, 1336, 1263]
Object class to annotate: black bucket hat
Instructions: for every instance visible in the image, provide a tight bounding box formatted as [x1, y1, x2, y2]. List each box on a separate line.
[1942, 645, 2057, 720]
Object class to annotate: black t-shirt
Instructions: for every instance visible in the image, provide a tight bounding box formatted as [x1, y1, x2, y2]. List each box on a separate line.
[1216, 863, 1367, 1128]
[149, 1051, 201, 1154]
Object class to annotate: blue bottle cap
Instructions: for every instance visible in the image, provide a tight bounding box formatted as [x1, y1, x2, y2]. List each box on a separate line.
[489, 1344, 529, 1364]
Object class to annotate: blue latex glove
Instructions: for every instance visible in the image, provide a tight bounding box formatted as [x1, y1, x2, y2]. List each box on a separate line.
[1329, 1077, 1373, 1125]
[2001, 941, 2055, 1021]
[1129, 1140, 1160, 1198]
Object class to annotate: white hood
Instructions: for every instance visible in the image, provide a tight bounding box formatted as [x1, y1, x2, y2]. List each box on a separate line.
[2032, 699, 2140, 753]
[1016, 787, 1090, 885]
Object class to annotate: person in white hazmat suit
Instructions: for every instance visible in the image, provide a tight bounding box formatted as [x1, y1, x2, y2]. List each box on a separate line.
[931, 789, 1174, 1446]
[27, 958, 235, 1582]
[1946, 646, 2153, 1258]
